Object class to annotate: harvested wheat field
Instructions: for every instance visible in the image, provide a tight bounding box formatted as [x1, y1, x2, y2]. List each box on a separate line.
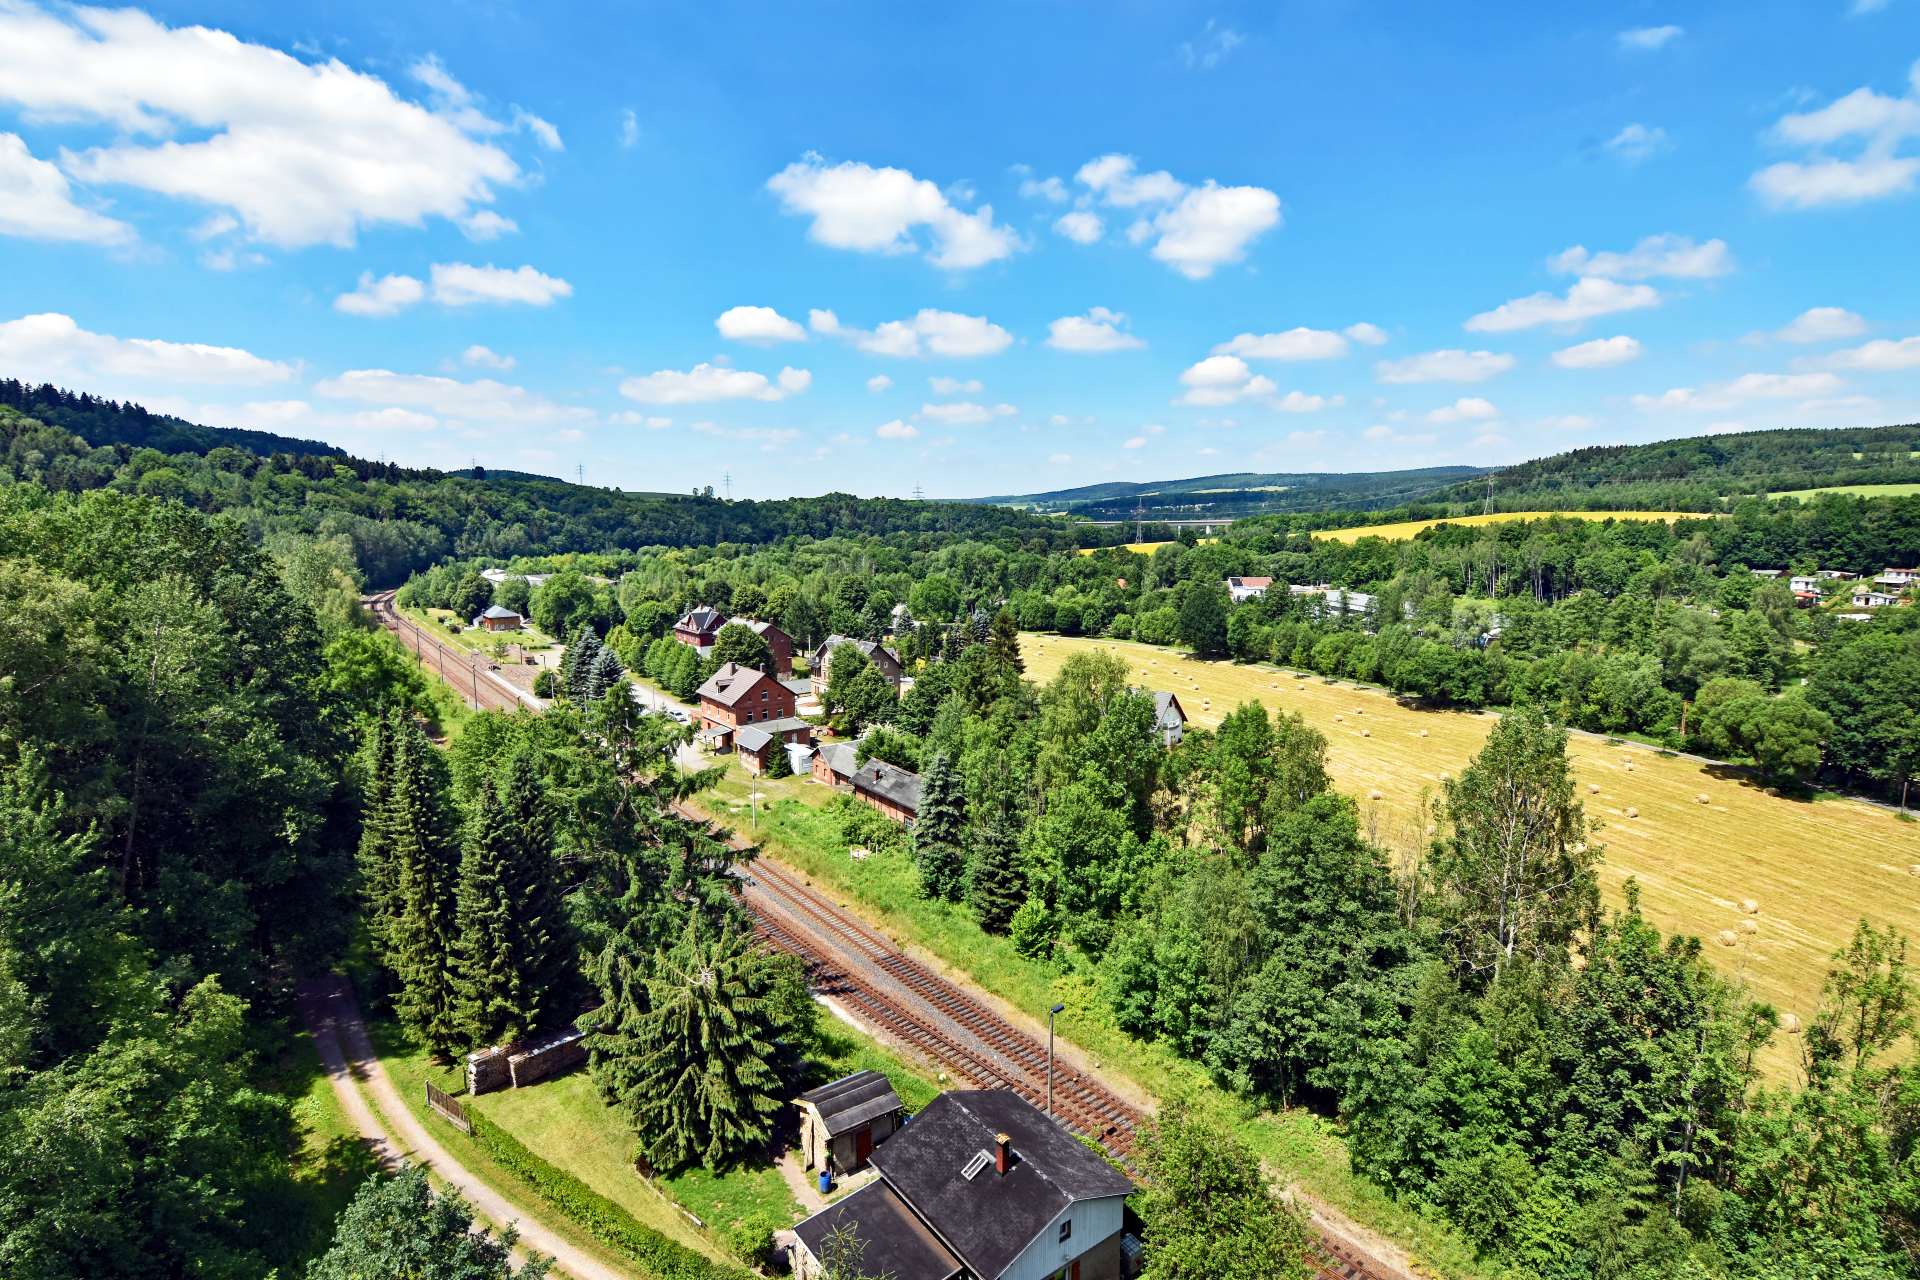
[1023, 634, 1920, 1077]
[1310, 510, 1706, 543]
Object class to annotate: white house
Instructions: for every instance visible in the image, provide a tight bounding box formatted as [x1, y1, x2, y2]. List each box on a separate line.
[789, 1089, 1134, 1280]
[1854, 590, 1901, 609]
[1225, 575, 1273, 603]
[1875, 568, 1917, 588]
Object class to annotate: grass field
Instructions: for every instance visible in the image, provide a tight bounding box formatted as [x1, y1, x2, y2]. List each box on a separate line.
[1769, 482, 1920, 500]
[261, 1033, 381, 1273]
[406, 605, 559, 656]
[1310, 510, 1704, 543]
[1022, 634, 1920, 1075]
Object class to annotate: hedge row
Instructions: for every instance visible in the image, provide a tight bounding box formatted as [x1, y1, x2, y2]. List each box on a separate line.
[466, 1112, 757, 1280]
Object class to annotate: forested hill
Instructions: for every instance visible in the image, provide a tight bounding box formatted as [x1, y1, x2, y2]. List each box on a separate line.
[0, 379, 344, 458]
[976, 464, 1487, 519]
[1433, 422, 1920, 509]
[0, 393, 1076, 584]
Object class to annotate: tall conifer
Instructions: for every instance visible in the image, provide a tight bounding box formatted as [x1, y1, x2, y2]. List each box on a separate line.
[384, 720, 462, 1056]
[965, 810, 1025, 933]
[911, 751, 966, 901]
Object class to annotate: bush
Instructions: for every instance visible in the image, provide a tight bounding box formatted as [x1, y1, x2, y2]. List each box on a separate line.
[533, 669, 560, 698]
[465, 1113, 756, 1280]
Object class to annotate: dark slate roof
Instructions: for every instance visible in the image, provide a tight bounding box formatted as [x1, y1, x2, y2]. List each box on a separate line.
[868, 1090, 1133, 1280]
[478, 604, 522, 620]
[793, 1181, 960, 1280]
[817, 742, 858, 778]
[696, 662, 777, 707]
[798, 1070, 903, 1137]
[815, 635, 903, 675]
[676, 605, 727, 633]
[851, 758, 922, 814]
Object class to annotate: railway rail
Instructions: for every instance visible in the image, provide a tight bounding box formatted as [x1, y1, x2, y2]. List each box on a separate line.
[373, 610, 1402, 1280]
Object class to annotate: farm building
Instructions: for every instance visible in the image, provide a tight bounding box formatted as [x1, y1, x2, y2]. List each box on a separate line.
[1225, 574, 1273, 603]
[850, 757, 922, 825]
[673, 605, 729, 656]
[796, 1070, 903, 1177]
[812, 740, 858, 789]
[471, 604, 524, 631]
[789, 1089, 1135, 1280]
[811, 636, 905, 695]
[696, 661, 798, 749]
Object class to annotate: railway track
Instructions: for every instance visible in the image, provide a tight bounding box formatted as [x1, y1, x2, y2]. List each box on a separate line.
[364, 590, 532, 714]
[374, 627, 1405, 1280]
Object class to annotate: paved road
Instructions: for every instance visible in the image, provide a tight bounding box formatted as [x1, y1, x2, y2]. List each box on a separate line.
[297, 975, 634, 1280]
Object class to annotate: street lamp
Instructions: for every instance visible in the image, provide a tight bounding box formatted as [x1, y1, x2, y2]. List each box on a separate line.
[1047, 1002, 1066, 1118]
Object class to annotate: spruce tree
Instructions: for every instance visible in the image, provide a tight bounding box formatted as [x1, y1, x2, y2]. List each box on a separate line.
[355, 709, 401, 948]
[586, 646, 626, 703]
[965, 810, 1026, 933]
[563, 625, 601, 701]
[628, 920, 784, 1170]
[383, 720, 463, 1057]
[911, 751, 966, 901]
[580, 946, 652, 1115]
[498, 751, 572, 1031]
[449, 780, 519, 1047]
[988, 609, 1024, 673]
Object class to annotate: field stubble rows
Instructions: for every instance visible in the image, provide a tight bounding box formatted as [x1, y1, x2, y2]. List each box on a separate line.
[1022, 634, 1920, 1078]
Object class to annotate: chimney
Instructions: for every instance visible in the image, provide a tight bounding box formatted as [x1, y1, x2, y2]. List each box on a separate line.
[994, 1132, 1011, 1176]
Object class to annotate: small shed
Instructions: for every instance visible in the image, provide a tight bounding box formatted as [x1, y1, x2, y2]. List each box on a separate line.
[796, 1070, 904, 1174]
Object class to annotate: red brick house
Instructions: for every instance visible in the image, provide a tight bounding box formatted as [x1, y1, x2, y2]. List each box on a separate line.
[812, 741, 858, 788]
[811, 635, 904, 696]
[738, 618, 795, 675]
[673, 605, 729, 656]
[471, 604, 524, 631]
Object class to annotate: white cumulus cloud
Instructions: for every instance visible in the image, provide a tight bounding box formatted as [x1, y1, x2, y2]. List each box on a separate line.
[1374, 348, 1516, 383]
[866, 374, 893, 393]
[1212, 327, 1350, 361]
[1427, 397, 1500, 424]
[1466, 277, 1660, 332]
[765, 153, 1019, 270]
[461, 344, 514, 370]
[335, 272, 426, 317]
[314, 369, 592, 425]
[1751, 68, 1920, 209]
[335, 263, 569, 315]
[1828, 335, 1920, 370]
[0, 132, 133, 244]
[0, 5, 528, 248]
[1069, 153, 1280, 279]
[1605, 123, 1672, 164]
[1549, 234, 1733, 280]
[876, 419, 918, 440]
[0, 311, 295, 386]
[1778, 307, 1869, 343]
[1552, 335, 1644, 369]
[919, 401, 1016, 425]
[618, 363, 812, 404]
[810, 308, 1013, 358]
[1053, 210, 1104, 244]
[1344, 322, 1389, 346]
[1047, 307, 1144, 353]
[1618, 24, 1684, 50]
[716, 305, 807, 344]
[929, 377, 983, 395]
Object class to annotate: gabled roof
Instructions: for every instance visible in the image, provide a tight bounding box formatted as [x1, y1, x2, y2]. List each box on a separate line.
[817, 741, 858, 778]
[477, 604, 522, 620]
[815, 635, 903, 672]
[735, 717, 812, 753]
[1153, 690, 1185, 727]
[1226, 575, 1273, 589]
[793, 1181, 960, 1280]
[868, 1090, 1132, 1280]
[676, 605, 727, 633]
[852, 758, 921, 813]
[738, 617, 788, 639]
[798, 1070, 903, 1137]
[696, 661, 778, 707]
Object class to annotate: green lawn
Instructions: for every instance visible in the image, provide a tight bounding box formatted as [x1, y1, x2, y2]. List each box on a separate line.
[257, 1030, 382, 1274]
[405, 604, 560, 658]
[693, 764, 1496, 1280]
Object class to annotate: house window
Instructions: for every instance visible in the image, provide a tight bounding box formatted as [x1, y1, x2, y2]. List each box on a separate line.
[1059, 1218, 1071, 1244]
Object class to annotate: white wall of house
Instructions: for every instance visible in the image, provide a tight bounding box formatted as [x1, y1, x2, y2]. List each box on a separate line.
[998, 1195, 1126, 1280]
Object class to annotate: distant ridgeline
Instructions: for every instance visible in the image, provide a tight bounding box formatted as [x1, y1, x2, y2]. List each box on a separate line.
[0, 378, 345, 458]
[975, 465, 1489, 520]
[1427, 423, 1920, 510]
[0, 381, 1083, 585]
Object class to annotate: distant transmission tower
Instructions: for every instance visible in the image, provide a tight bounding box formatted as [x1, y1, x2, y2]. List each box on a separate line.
[576, 463, 584, 486]
[724, 471, 733, 501]
[1133, 497, 1147, 542]
[1483, 475, 1495, 515]
[912, 482, 925, 501]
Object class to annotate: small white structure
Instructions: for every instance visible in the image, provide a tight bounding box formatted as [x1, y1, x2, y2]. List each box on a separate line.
[1854, 590, 1901, 608]
[1225, 575, 1273, 603]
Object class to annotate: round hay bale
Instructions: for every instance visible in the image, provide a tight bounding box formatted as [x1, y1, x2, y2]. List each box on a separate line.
[1625, 806, 1639, 818]
[1779, 1012, 1801, 1035]
[1588, 783, 1601, 794]
[1740, 919, 1759, 934]
[1361, 728, 1371, 738]
[1696, 793, 1711, 805]
[1740, 899, 1759, 914]
[1715, 930, 1739, 947]
[1910, 865, 1920, 877]
[1353, 708, 1364, 716]
[1368, 789, 1383, 800]
[1418, 729, 1429, 738]
[1623, 760, 1634, 772]
[1333, 715, 1345, 723]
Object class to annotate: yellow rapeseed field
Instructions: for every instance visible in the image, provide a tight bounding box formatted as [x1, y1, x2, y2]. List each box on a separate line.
[1022, 634, 1920, 1077]
[1311, 510, 1705, 543]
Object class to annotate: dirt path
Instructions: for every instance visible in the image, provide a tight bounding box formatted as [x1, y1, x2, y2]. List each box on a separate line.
[297, 975, 636, 1280]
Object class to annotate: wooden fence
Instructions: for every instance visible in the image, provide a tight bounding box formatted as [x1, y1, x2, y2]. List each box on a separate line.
[425, 1080, 472, 1133]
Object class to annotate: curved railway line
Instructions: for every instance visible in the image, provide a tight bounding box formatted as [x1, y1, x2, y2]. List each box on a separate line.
[372, 600, 1401, 1280]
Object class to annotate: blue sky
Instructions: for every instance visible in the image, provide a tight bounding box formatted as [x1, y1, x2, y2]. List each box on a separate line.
[1, 1, 1917, 498]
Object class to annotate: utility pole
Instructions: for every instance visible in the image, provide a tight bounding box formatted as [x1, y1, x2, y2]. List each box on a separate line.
[1133, 498, 1145, 543]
